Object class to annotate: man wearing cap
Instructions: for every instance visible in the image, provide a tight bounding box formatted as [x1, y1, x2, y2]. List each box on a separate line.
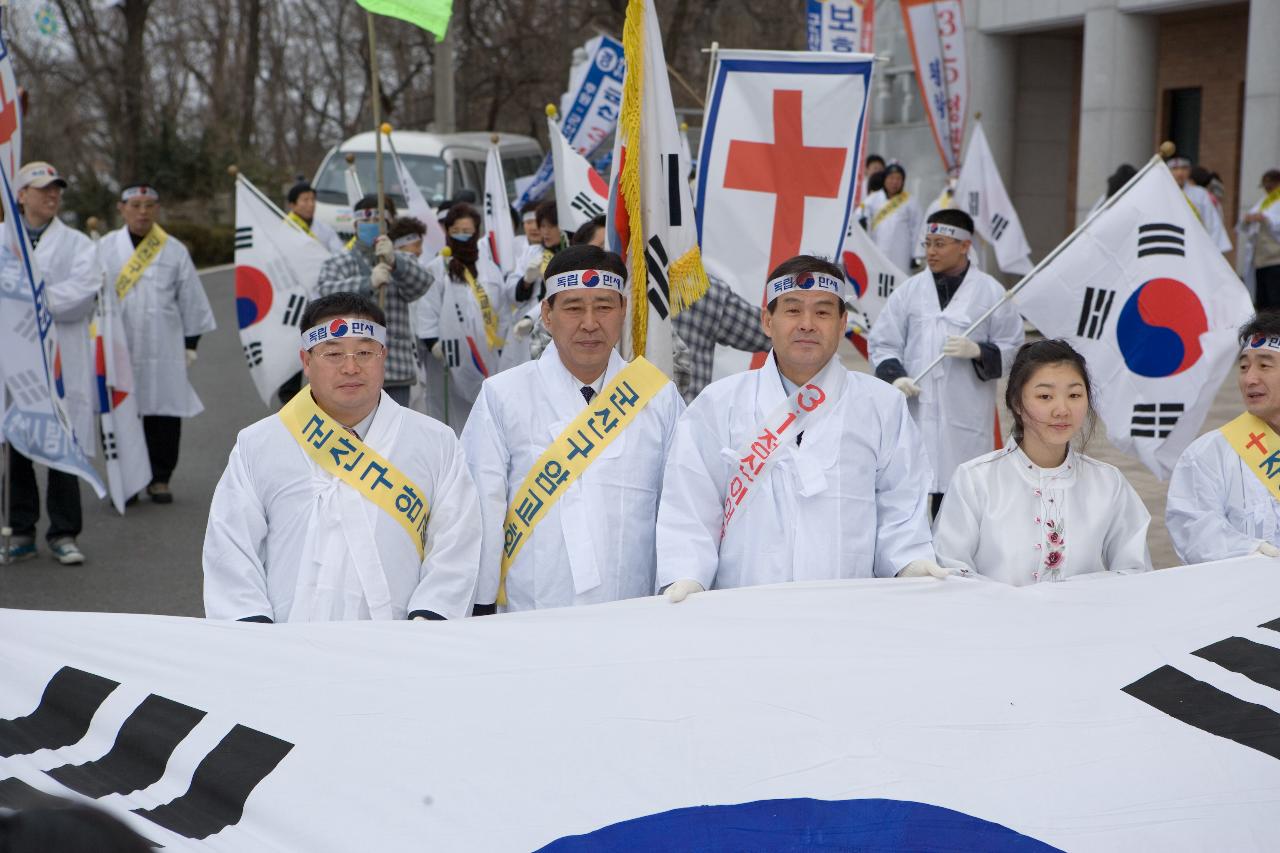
[1168, 156, 1231, 254]
[656, 254, 941, 603]
[461, 244, 685, 612]
[862, 162, 922, 273]
[1, 162, 98, 563]
[1238, 169, 1280, 308]
[285, 179, 345, 256]
[869, 208, 1024, 517]
[203, 292, 483, 622]
[98, 182, 216, 504]
[316, 194, 429, 407]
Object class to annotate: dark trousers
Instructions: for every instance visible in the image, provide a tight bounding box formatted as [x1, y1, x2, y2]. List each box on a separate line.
[6, 445, 82, 542]
[1256, 265, 1280, 310]
[143, 416, 181, 484]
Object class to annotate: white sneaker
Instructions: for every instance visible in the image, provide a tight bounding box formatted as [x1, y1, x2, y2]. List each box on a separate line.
[49, 538, 85, 565]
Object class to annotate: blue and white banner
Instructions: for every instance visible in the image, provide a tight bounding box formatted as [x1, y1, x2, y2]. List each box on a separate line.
[2, 559, 1280, 849]
[806, 0, 875, 54]
[516, 35, 626, 210]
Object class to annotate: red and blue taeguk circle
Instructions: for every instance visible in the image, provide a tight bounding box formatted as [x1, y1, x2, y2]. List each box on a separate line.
[582, 269, 601, 288]
[328, 318, 349, 337]
[234, 266, 273, 330]
[797, 272, 816, 289]
[842, 250, 868, 298]
[1115, 277, 1207, 378]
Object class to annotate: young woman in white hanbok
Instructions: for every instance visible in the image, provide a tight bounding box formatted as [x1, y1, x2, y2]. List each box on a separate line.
[933, 340, 1152, 584]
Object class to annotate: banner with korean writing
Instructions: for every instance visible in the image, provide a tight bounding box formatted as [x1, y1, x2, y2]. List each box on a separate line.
[900, 0, 967, 173]
[806, 0, 874, 54]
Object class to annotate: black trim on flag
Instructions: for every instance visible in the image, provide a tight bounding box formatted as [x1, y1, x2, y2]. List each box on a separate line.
[1076, 287, 1116, 340]
[666, 154, 681, 227]
[0, 667, 119, 757]
[645, 236, 672, 320]
[1122, 665, 1280, 761]
[1137, 223, 1185, 258]
[1130, 402, 1183, 438]
[133, 724, 294, 840]
[1192, 637, 1280, 693]
[234, 226, 252, 250]
[45, 694, 207, 798]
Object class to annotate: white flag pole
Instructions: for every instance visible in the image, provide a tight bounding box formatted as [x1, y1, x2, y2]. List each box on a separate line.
[910, 151, 1166, 384]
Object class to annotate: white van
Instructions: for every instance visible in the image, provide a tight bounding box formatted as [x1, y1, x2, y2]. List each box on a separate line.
[311, 130, 543, 239]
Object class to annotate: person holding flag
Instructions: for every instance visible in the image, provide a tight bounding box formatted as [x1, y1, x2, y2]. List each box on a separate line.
[1166, 314, 1280, 565]
[655, 255, 942, 604]
[203, 292, 483, 623]
[863, 162, 923, 273]
[285, 179, 345, 255]
[98, 182, 216, 505]
[868, 208, 1024, 516]
[460, 244, 685, 612]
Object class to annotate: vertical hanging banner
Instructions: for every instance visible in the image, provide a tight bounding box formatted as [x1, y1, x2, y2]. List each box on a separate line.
[482, 144, 516, 273]
[900, 0, 967, 173]
[695, 49, 873, 377]
[807, 0, 875, 53]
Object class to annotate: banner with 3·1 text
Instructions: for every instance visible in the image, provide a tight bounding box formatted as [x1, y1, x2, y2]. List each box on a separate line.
[2, 560, 1279, 850]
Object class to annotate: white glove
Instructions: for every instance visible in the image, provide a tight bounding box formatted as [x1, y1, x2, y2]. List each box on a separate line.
[897, 559, 952, 579]
[892, 376, 921, 397]
[942, 335, 982, 360]
[664, 579, 705, 603]
[523, 258, 543, 284]
[370, 263, 392, 290]
[513, 317, 535, 338]
[1255, 541, 1280, 558]
[374, 234, 395, 266]
[430, 341, 445, 363]
[411, 615, 427, 621]
[184, 349, 198, 368]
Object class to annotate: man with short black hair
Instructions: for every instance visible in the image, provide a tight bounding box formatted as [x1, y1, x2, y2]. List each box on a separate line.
[285, 179, 344, 255]
[204, 292, 483, 623]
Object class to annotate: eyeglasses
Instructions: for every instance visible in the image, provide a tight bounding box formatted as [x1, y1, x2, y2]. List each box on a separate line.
[314, 348, 384, 366]
[922, 238, 960, 250]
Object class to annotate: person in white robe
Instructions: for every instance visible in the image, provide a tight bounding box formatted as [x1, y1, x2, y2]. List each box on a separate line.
[869, 208, 1024, 513]
[461, 244, 685, 612]
[98, 183, 216, 504]
[1, 162, 99, 565]
[203, 292, 483, 622]
[285, 179, 345, 256]
[1168, 157, 1231, 254]
[498, 199, 570, 372]
[1236, 168, 1280, 308]
[413, 203, 510, 433]
[934, 340, 1151, 584]
[1167, 315, 1280, 564]
[656, 255, 943, 603]
[863, 162, 923, 274]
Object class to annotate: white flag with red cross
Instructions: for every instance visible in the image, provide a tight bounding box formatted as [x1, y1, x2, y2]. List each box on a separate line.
[695, 49, 873, 377]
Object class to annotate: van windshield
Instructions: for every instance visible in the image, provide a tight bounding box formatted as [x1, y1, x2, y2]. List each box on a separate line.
[314, 152, 447, 207]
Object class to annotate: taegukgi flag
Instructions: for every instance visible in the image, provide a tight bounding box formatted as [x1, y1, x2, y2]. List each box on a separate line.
[90, 272, 151, 513]
[1015, 160, 1254, 479]
[385, 129, 446, 256]
[954, 120, 1033, 275]
[549, 114, 610, 234]
[482, 142, 516, 273]
[840, 216, 907, 339]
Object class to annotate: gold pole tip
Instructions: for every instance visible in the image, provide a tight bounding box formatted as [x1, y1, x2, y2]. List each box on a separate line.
[545, 103, 558, 118]
[1159, 140, 1176, 158]
[86, 216, 99, 231]
[490, 133, 500, 145]
[380, 122, 393, 135]
[679, 122, 688, 131]
[226, 165, 239, 177]
[440, 245, 452, 258]
[345, 152, 356, 164]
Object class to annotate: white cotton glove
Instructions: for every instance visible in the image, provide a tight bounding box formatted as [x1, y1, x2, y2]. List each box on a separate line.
[664, 579, 705, 603]
[1254, 541, 1280, 558]
[412, 615, 427, 621]
[942, 335, 982, 360]
[523, 258, 543, 284]
[370, 262, 392, 291]
[892, 376, 921, 397]
[430, 341, 445, 363]
[374, 234, 395, 267]
[897, 559, 952, 579]
[513, 317, 535, 338]
[184, 349, 198, 368]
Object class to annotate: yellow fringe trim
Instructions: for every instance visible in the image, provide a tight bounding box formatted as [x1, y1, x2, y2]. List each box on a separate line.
[668, 246, 709, 315]
[620, 0, 648, 355]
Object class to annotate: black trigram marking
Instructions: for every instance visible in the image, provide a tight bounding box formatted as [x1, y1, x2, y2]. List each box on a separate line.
[243, 341, 263, 368]
[0, 667, 119, 757]
[644, 235, 672, 321]
[877, 272, 895, 299]
[570, 191, 604, 221]
[281, 293, 305, 327]
[103, 430, 119, 462]
[234, 226, 252, 251]
[1130, 402, 1183, 438]
[442, 339, 462, 368]
[990, 212, 1009, 241]
[966, 190, 979, 218]
[665, 153, 682, 226]
[1076, 287, 1116, 340]
[1137, 222, 1185, 258]
[1192, 637, 1280, 693]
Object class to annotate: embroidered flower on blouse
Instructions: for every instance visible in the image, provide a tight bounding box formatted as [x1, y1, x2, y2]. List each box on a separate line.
[1045, 549, 1063, 568]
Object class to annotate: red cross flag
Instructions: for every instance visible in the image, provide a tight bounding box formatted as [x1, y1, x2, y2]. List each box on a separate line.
[695, 50, 873, 376]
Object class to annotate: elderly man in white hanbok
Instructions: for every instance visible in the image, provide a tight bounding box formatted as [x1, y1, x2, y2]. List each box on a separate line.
[863, 163, 923, 273]
[461, 244, 684, 613]
[656, 256, 942, 603]
[935, 340, 1151, 584]
[98, 183, 216, 503]
[1168, 157, 1231, 254]
[869, 208, 1024, 514]
[204, 293, 482, 622]
[1167, 316, 1280, 565]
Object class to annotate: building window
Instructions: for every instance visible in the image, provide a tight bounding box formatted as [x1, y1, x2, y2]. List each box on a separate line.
[1164, 87, 1201, 165]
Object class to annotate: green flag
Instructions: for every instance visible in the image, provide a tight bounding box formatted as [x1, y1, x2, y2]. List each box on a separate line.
[355, 0, 452, 38]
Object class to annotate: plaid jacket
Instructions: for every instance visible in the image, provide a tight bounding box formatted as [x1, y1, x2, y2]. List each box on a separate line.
[316, 245, 430, 385]
[674, 274, 771, 399]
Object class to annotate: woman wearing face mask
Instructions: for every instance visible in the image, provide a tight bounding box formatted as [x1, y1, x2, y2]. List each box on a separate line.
[412, 203, 510, 434]
[933, 340, 1153, 585]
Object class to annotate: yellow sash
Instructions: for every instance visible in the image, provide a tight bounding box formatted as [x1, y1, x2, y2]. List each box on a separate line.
[278, 391, 430, 559]
[497, 356, 669, 605]
[1182, 190, 1203, 223]
[463, 267, 503, 350]
[871, 191, 910, 231]
[115, 225, 168, 301]
[1261, 186, 1280, 212]
[540, 246, 554, 274]
[285, 212, 316, 239]
[1220, 412, 1280, 503]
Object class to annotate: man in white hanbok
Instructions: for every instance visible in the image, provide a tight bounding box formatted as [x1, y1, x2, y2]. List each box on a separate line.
[98, 183, 216, 504]
[285, 180, 345, 256]
[862, 163, 922, 273]
[499, 199, 570, 372]
[203, 292, 482, 622]
[1168, 157, 1231, 254]
[656, 255, 943, 603]
[1237, 168, 1280, 308]
[461, 244, 684, 612]
[869, 208, 1024, 514]
[1167, 314, 1280, 564]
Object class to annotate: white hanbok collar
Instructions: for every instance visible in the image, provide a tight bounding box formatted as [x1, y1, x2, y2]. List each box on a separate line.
[1009, 441, 1078, 489]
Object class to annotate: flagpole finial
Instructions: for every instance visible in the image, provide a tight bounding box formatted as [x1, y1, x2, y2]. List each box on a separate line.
[440, 246, 452, 258]
[974, 111, 982, 122]
[545, 103, 558, 119]
[381, 122, 393, 135]
[679, 121, 688, 132]
[345, 152, 357, 165]
[226, 165, 239, 178]
[1159, 140, 1176, 158]
[490, 133, 500, 145]
[86, 216, 99, 232]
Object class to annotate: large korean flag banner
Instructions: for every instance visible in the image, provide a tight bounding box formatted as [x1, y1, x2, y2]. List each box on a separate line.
[696, 49, 872, 376]
[548, 115, 610, 233]
[900, 0, 967, 173]
[234, 175, 330, 406]
[1016, 160, 1253, 479]
[3, 561, 1280, 849]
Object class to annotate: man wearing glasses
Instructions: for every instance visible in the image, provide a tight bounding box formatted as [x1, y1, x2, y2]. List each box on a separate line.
[202, 293, 483, 624]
